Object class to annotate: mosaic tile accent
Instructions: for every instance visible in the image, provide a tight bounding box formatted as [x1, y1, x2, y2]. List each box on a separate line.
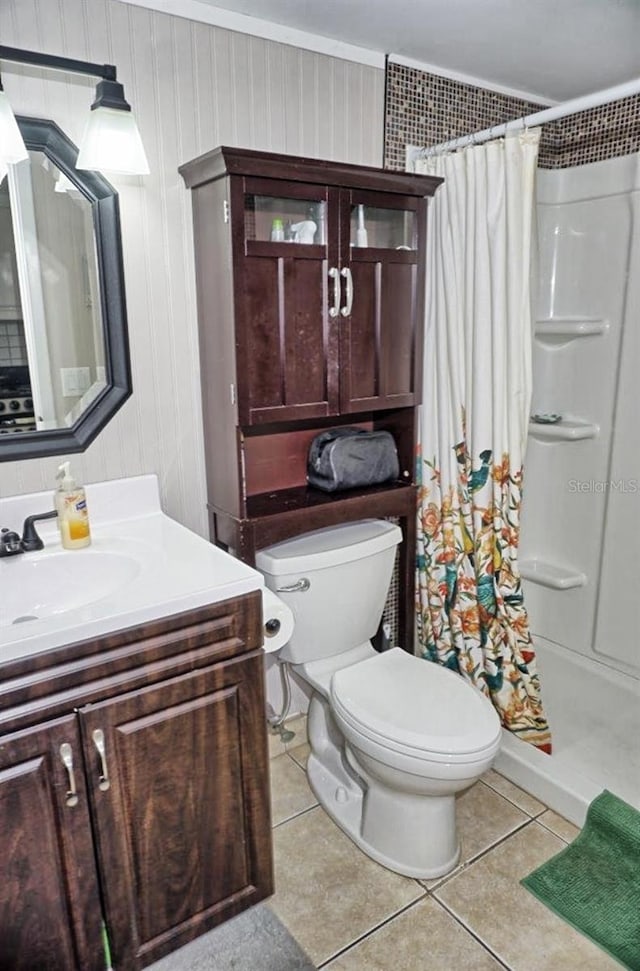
[384, 62, 640, 170]
[382, 517, 399, 649]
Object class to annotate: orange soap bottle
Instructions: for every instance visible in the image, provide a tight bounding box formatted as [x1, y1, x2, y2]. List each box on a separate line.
[56, 462, 91, 550]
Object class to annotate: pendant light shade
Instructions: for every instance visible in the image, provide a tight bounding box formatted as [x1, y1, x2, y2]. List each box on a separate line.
[76, 78, 149, 175]
[0, 84, 29, 164]
[77, 105, 149, 175]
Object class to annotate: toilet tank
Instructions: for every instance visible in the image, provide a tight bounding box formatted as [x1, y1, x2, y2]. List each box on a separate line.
[255, 519, 402, 665]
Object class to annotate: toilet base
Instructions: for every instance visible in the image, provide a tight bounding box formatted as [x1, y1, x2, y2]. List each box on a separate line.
[306, 748, 461, 881]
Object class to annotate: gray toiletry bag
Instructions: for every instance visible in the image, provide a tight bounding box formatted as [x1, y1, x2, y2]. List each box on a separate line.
[307, 427, 399, 492]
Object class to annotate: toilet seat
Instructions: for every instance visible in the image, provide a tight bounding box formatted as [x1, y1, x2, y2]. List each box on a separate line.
[330, 648, 502, 766]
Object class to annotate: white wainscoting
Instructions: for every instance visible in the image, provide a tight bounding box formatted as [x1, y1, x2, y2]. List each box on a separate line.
[0, 0, 384, 535]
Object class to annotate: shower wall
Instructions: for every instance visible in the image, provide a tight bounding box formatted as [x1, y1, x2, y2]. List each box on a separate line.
[520, 152, 640, 678]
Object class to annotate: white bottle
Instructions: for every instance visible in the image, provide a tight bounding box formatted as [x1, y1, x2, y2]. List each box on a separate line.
[56, 462, 91, 549]
[355, 205, 368, 247]
[290, 219, 317, 244]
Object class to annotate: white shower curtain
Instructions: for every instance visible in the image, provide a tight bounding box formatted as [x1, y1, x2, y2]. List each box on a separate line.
[413, 131, 551, 750]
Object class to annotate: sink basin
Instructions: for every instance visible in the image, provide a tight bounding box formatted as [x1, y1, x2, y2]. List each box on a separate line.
[0, 550, 141, 627]
[0, 474, 262, 662]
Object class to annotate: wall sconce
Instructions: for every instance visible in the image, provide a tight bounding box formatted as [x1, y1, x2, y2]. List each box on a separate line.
[0, 45, 149, 176]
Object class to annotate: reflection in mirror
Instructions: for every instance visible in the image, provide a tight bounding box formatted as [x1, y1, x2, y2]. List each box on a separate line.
[0, 117, 131, 461]
[1, 153, 106, 431]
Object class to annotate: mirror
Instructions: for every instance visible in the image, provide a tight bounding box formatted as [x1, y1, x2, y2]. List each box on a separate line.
[0, 117, 131, 461]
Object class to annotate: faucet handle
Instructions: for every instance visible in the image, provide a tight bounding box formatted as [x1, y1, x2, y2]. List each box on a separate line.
[21, 510, 58, 552]
[0, 528, 22, 556]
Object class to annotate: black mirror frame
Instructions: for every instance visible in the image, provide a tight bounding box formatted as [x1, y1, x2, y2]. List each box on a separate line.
[0, 116, 132, 462]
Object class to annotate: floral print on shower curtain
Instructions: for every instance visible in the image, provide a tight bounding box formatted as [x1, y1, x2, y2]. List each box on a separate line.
[414, 131, 551, 751]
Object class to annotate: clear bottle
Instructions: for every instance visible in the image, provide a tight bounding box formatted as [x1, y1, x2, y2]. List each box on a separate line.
[56, 462, 91, 549]
[355, 205, 368, 247]
[270, 218, 284, 241]
[316, 203, 327, 245]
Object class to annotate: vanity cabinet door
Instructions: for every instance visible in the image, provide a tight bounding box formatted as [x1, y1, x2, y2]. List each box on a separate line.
[79, 649, 272, 971]
[0, 715, 104, 971]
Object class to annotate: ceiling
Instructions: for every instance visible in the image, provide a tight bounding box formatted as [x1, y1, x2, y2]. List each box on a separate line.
[189, 0, 640, 103]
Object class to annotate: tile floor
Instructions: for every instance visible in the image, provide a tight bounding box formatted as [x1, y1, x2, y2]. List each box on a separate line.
[266, 717, 619, 971]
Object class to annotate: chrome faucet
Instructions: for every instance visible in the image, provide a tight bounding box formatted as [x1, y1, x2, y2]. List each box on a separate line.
[0, 509, 58, 557]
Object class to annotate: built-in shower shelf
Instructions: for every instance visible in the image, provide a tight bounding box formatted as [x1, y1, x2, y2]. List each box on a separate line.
[535, 317, 608, 347]
[528, 418, 599, 442]
[520, 559, 587, 590]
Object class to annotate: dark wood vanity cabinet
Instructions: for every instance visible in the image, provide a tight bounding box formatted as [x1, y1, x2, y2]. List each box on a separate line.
[179, 147, 441, 650]
[0, 592, 272, 971]
[0, 715, 103, 971]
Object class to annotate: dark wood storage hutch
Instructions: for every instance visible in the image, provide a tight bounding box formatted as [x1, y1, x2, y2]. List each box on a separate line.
[179, 147, 442, 651]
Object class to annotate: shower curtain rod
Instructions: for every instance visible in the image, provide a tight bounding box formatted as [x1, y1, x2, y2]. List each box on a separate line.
[410, 75, 640, 160]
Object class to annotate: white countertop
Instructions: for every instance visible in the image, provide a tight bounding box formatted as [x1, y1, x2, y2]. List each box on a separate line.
[0, 474, 263, 664]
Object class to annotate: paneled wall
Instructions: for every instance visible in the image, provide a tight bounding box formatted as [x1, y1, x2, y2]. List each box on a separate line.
[0, 0, 385, 535]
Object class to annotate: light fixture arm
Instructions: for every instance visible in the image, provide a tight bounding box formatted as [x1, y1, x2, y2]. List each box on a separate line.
[0, 45, 118, 84]
[0, 43, 149, 175]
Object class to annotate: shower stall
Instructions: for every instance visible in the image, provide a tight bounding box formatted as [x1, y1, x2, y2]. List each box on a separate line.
[495, 151, 640, 825]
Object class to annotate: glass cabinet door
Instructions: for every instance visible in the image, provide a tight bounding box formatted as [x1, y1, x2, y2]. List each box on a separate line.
[349, 203, 416, 251]
[244, 194, 327, 245]
[341, 192, 424, 414]
[237, 180, 339, 424]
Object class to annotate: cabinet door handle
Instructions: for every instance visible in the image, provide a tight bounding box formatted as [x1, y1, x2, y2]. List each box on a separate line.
[328, 266, 341, 318]
[340, 267, 353, 317]
[59, 743, 79, 807]
[92, 729, 111, 792]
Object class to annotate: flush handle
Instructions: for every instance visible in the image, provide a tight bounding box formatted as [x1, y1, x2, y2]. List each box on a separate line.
[92, 728, 111, 791]
[276, 578, 310, 593]
[59, 743, 79, 807]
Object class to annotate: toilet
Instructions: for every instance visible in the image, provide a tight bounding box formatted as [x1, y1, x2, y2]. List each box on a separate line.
[256, 519, 502, 879]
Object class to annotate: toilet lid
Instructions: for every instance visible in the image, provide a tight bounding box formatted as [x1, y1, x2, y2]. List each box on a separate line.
[330, 648, 501, 760]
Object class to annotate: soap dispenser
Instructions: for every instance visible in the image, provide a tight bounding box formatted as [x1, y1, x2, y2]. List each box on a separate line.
[56, 462, 91, 549]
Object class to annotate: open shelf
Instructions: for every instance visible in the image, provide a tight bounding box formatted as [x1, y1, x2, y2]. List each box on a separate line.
[520, 559, 587, 590]
[528, 418, 599, 442]
[535, 317, 608, 347]
[245, 480, 413, 518]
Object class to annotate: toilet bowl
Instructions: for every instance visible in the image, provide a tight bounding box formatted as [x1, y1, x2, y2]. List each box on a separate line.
[256, 520, 502, 879]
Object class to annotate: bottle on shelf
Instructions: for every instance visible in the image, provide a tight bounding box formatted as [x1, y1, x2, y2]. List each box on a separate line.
[290, 218, 317, 244]
[270, 218, 284, 242]
[355, 204, 368, 247]
[316, 203, 326, 245]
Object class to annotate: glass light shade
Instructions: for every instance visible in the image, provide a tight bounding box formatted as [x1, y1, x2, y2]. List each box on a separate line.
[0, 89, 29, 164]
[76, 106, 150, 175]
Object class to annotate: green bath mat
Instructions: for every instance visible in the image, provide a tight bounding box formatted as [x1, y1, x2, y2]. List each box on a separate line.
[522, 790, 640, 969]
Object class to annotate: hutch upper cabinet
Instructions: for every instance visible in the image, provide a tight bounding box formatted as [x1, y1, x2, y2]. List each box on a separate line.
[179, 148, 441, 649]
